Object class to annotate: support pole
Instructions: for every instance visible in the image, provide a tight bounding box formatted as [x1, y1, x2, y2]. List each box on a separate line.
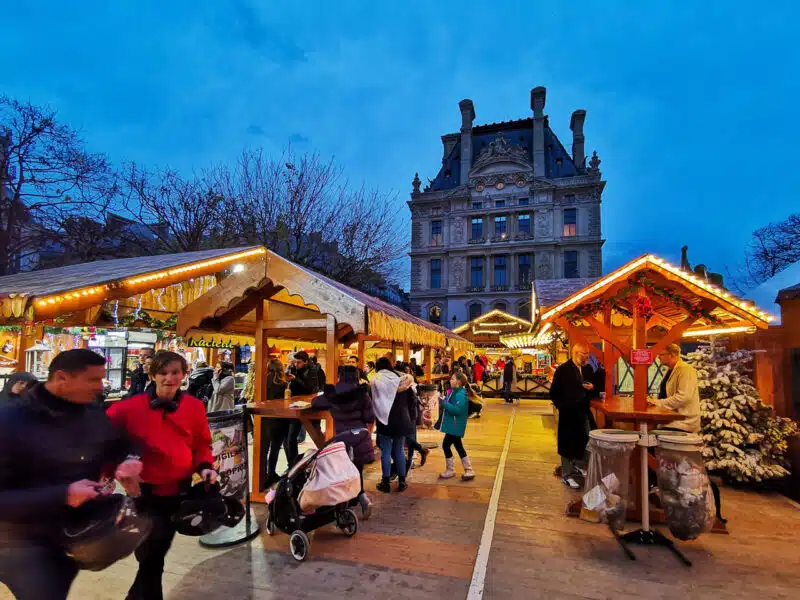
[326, 315, 337, 384]
[632, 289, 649, 411]
[423, 346, 432, 383]
[357, 334, 366, 371]
[253, 300, 269, 404]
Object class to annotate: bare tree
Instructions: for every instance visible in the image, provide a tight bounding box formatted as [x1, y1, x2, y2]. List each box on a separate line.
[122, 164, 232, 253]
[0, 96, 116, 275]
[738, 212, 800, 289]
[212, 146, 407, 288]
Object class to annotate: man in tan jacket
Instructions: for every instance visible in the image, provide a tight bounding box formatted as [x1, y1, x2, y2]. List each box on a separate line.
[650, 344, 700, 433]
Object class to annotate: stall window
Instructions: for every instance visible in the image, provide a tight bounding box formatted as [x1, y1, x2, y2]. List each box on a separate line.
[431, 220, 443, 246]
[563, 208, 577, 237]
[471, 217, 483, 240]
[518, 214, 531, 235]
[494, 215, 507, 236]
[430, 259, 441, 289]
[470, 257, 484, 287]
[564, 250, 579, 279]
[469, 303, 482, 321]
[428, 305, 441, 325]
[494, 255, 507, 287]
[518, 254, 532, 285]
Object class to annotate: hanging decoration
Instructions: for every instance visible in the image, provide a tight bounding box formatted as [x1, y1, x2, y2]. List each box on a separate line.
[2, 340, 13, 354]
[634, 295, 654, 319]
[112, 301, 119, 327]
[563, 272, 723, 326]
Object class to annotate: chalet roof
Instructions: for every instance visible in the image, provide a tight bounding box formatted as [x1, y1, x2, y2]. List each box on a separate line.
[0, 247, 260, 298]
[778, 282, 800, 301]
[534, 278, 597, 309]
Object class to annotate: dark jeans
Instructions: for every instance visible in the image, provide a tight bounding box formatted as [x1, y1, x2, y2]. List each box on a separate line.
[127, 495, 181, 600]
[377, 434, 407, 479]
[503, 380, 513, 402]
[285, 419, 302, 466]
[442, 434, 467, 459]
[406, 430, 424, 464]
[0, 544, 77, 600]
[262, 418, 291, 480]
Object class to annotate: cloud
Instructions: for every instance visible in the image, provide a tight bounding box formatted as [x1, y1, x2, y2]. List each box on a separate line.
[288, 133, 309, 144]
[224, 0, 308, 64]
[246, 124, 266, 136]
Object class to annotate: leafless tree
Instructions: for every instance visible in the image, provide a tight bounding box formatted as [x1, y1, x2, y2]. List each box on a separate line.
[0, 96, 116, 275]
[122, 164, 232, 253]
[737, 212, 800, 290]
[212, 146, 407, 288]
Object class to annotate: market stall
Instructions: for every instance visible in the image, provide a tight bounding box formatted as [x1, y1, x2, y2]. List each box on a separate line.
[174, 249, 472, 501]
[536, 254, 774, 553]
[0, 247, 268, 393]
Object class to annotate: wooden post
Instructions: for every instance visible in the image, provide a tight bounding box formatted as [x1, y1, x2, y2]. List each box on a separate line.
[423, 346, 432, 383]
[402, 341, 411, 364]
[632, 290, 649, 411]
[602, 307, 615, 401]
[390, 341, 397, 362]
[253, 299, 269, 404]
[357, 334, 366, 370]
[326, 315, 337, 384]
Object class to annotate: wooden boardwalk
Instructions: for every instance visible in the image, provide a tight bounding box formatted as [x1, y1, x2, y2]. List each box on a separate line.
[2, 399, 799, 599]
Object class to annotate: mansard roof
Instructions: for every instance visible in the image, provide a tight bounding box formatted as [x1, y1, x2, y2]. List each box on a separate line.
[427, 119, 578, 192]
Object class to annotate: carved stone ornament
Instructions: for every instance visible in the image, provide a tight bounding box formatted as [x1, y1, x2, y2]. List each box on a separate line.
[452, 217, 465, 243]
[472, 171, 531, 190]
[537, 255, 552, 279]
[471, 134, 531, 172]
[451, 257, 465, 288]
[412, 172, 421, 194]
[535, 210, 552, 237]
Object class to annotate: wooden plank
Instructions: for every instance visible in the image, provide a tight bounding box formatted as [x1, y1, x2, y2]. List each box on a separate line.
[424, 346, 432, 383]
[253, 300, 269, 403]
[357, 334, 366, 371]
[584, 315, 633, 357]
[326, 314, 337, 384]
[631, 290, 648, 410]
[264, 318, 328, 329]
[555, 318, 602, 361]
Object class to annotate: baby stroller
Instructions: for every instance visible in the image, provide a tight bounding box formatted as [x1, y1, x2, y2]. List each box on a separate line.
[264, 432, 362, 561]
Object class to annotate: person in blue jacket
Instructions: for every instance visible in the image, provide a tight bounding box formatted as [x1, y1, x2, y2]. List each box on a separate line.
[438, 372, 475, 481]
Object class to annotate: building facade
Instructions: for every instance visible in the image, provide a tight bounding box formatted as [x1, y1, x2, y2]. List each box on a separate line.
[408, 86, 605, 328]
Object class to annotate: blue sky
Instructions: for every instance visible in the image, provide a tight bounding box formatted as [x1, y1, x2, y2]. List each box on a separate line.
[4, 1, 799, 289]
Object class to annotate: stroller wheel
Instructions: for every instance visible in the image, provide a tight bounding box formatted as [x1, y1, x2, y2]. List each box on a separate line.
[337, 508, 358, 537]
[289, 530, 310, 561]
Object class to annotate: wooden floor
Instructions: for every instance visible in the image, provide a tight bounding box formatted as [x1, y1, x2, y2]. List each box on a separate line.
[3, 399, 799, 599]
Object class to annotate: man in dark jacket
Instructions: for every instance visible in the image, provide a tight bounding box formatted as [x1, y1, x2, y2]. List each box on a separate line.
[126, 348, 154, 398]
[549, 343, 595, 489]
[286, 351, 320, 456]
[0, 349, 142, 600]
[503, 357, 516, 403]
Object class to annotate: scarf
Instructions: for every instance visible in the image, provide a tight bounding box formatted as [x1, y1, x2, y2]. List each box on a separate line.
[370, 370, 413, 426]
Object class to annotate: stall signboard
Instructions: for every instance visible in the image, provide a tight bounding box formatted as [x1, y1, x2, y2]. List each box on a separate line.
[630, 349, 654, 365]
[187, 338, 236, 349]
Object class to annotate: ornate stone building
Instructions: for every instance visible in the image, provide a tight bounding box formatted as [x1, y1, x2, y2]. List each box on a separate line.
[408, 86, 605, 327]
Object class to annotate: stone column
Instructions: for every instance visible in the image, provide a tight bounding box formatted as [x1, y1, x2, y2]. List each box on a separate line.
[459, 99, 475, 185]
[531, 87, 547, 178]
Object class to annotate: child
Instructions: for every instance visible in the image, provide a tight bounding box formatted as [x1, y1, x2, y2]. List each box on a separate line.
[439, 372, 475, 481]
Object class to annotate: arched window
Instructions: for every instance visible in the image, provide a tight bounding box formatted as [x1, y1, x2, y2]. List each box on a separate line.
[494, 302, 507, 312]
[469, 303, 483, 321]
[428, 305, 441, 325]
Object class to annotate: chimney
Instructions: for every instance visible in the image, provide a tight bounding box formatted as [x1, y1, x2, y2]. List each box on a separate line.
[570, 109, 586, 171]
[530, 87, 547, 177]
[441, 133, 459, 161]
[459, 99, 475, 185]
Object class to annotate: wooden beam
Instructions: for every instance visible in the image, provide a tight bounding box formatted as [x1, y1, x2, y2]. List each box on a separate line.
[326, 315, 337, 384]
[265, 318, 328, 330]
[423, 346, 432, 383]
[402, 341, 411, 364]
[649, 315, 701, 357]
[602, 307, 614, 400]
[253, 300, 269, 403]
[555, 317, 603, 361]
[631, 289, 648, 410]
[357, 334, 366, 371]
[584, 315, 633, 357]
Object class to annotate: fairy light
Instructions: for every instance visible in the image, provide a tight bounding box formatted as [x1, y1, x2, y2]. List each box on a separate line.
[682, 326, 757, 338]
[473, 328, 502, 335]
[452, 309, 531, 334]
[134, 295, 143, 319]
[540, 254, 774, 325]
[157, 288, 166, 311]
[124, 248, 265, 286]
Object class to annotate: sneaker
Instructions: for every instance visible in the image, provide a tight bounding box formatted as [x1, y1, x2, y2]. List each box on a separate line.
[390, 472, 399, 482]
[409, 460, 419, 470]
[562, 476, 581, 490]
[360, 496, 372, 521]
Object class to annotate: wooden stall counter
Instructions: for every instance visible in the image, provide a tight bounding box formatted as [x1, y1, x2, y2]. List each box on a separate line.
[247, 394, 334, 503]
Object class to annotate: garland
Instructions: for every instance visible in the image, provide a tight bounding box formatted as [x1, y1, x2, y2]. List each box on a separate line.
[564, 272, 722, 325]
[99, 308, 177, 330]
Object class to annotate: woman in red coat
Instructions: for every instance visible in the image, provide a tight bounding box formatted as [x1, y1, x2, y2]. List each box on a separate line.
[107, 351, 216, 600]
